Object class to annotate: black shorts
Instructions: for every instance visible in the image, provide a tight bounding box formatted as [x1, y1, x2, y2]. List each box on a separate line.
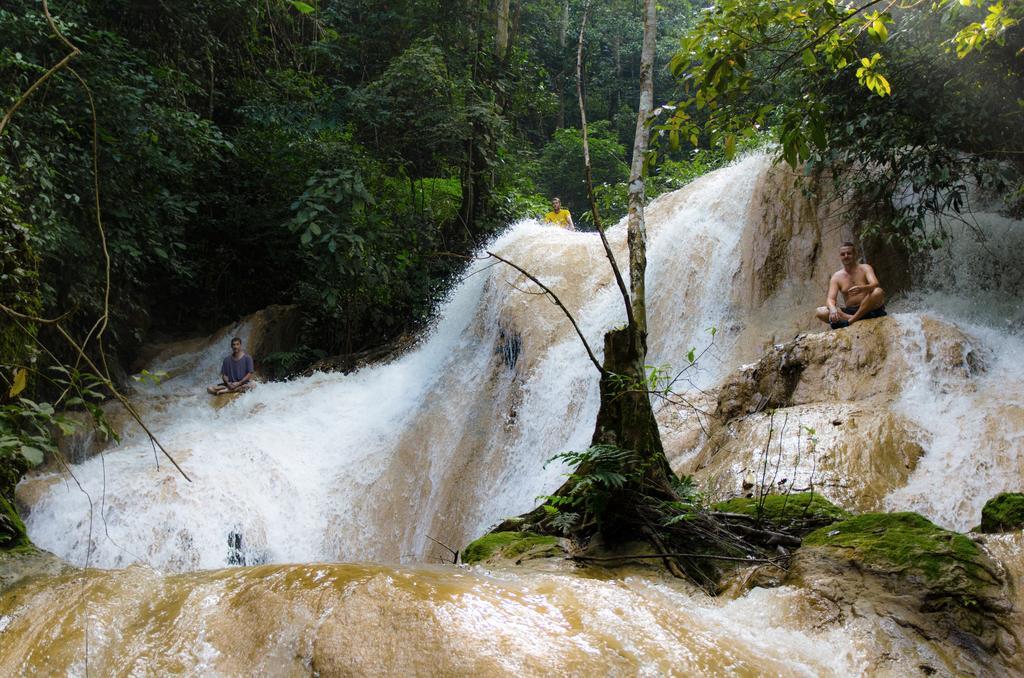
[830, 304, 887, 329]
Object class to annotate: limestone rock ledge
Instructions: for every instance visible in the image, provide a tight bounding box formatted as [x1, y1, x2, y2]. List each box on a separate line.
[788, 513, 1020, 676]
[671, 314, 985, 513]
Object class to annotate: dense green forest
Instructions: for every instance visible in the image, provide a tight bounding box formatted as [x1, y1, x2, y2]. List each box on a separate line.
[0, 0, 703, 365]
[0, 0, 1020, 473]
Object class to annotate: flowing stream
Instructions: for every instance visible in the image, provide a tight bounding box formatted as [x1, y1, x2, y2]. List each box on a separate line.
[4, 154, 1023, 674]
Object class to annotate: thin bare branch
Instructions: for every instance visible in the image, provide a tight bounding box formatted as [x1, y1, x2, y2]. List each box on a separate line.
[486, 251, 605, 375]
[572, 552, 780, 564]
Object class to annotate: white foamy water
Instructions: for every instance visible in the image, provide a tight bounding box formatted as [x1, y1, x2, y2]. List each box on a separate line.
[882, 214, 1024, 530]
[10, 155, 1024, 677]
[21, 156, 771, 571]
[19, 153, 1024, 564]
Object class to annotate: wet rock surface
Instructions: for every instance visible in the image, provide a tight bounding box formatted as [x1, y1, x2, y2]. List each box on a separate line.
[0, 549, 70, 596]
[672, 314, 987, 514]
[788, 513, 1021, 675]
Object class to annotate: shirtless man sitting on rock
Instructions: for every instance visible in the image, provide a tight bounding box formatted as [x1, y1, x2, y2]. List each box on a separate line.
[815, 242, 887, 330]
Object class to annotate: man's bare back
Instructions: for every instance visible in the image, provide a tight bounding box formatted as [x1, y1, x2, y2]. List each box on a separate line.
[815, 243, 887, 329]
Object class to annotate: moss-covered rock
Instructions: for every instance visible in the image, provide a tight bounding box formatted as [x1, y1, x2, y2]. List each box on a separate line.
[714, 492, 850, 535]
[462, 531, 560, 565]
[789, 512, 1017, 671]
[977, 492, 1024, 533]
[803, 512, 990, 585]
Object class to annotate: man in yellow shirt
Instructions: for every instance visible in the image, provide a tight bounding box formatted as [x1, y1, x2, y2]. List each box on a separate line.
[543, 197, 575, 231]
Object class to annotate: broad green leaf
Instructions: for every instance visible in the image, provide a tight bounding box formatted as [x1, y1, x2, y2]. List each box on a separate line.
[290, 1, 315, 14]
[801, 49, 817, 67]
[873, 20, 888, 42]
[19, 446, 44, 466]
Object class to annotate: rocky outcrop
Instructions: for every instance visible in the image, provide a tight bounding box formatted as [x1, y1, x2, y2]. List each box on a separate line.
[788, 512, 1021, 675]
[672, 314, 986, 514]
[132, 304, 302, 378]
[714, 316, 982, 420]
[977, 493, 1024, 534]
[715, 318, 902, 421]
[0, 549, 69, 595]
[740, 166, 912, 311]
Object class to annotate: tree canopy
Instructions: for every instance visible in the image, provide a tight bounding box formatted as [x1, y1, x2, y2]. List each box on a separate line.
[662, 0, 1023, 247]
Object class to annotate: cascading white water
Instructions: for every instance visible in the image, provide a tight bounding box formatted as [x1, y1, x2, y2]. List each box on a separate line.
[883, 213, 1024, 530]
[20, 155, 771, 571]
[8, 154, 1024, 676]
[18, 151, 1024, 563]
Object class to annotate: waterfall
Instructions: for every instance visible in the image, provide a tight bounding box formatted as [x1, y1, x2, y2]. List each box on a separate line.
[20, 155, 771, 572]
[7, 154, 1024, 676]
[883, 212, 1024, 530]
[18, 152, 1024, 563]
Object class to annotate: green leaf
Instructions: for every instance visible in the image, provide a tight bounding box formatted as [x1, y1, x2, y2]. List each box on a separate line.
[801, 48, 817, 67]
[290, 1, 315, 14]
[19, 446, 44, 466]
[873, 19, 888, 42]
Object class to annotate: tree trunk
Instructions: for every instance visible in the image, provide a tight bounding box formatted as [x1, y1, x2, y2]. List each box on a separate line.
[591, 327, 674, 482]
[626, 0, 656, 335]
[490, 0, 782, 584]
[555, 0, 569, 129]
[494, 0, 511, 58]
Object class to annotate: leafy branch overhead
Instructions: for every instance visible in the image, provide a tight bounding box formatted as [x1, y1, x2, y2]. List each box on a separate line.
[662, 0, 1023, 248]
[666, 0, 1019, 164]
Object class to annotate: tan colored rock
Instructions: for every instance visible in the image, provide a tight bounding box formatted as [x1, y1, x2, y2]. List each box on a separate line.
[47, 401, 130, 468]
[674, 314, 986, 514]
[714, 317, 913, 421]
[787, 536, 1020, 676]
[738, 165, 912, 311]
[681, 404, 926, 513]
[132, 304, 301, 377]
